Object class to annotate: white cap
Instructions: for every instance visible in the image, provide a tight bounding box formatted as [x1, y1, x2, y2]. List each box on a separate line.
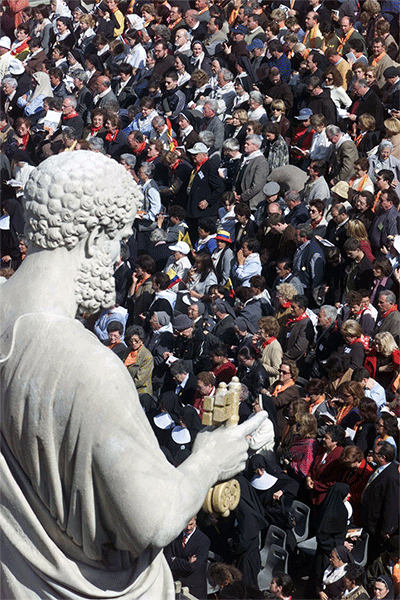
[8, 58, 25, 75]
[169, 241, 190, 255]
[0, 36, 11, 50]
[187, 142, 208, 154]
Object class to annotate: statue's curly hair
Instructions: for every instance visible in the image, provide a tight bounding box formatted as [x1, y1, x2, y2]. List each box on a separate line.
[24, 151, 141, 250]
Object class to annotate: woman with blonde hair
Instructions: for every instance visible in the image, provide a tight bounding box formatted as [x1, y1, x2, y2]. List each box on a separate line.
[338, 320, 365, 373]
[346, 219, 374, 262]
[284, 412, 318, 481]
[257, 316, 283, 385]
[364, 65, 380, 96]
[270, 99, 291, 145]
[224, 108, 248, 147]
[384, 117, 400, 160]
[274, 282, 298, 333]
[354, 113, 380, 157]
[365, 332, 400, 390]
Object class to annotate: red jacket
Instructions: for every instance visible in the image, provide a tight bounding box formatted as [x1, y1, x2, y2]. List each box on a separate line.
[341, 458, 373, 526]
[310, 444, 346, 505]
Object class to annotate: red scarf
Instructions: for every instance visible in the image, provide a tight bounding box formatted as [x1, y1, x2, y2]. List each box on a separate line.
[286, 312, 309, 327]
[91, 125, 103, 135]
[262, 336, 277, 347]
[170, 159, 182, 172]
[280, 301, 291, 309]
[195, 156, 208, 171]
[382, 304, 398, 319]
[146, 155, 156, 162]
[133, 140, 146, 155]
[105, 129, 119, 142]
[63, 111, 78, 120]
[20, 132, 29, 149]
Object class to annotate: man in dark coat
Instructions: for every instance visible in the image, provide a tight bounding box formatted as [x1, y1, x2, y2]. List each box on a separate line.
[292, 225, 326, 306]
[186, 142, 225, 241]
[349, 79, 385, 132]
[361, 441, 400, 561]
[164, 516, 210, 600]
[281, 295, 314, 363]
[307, 76, 337, 125]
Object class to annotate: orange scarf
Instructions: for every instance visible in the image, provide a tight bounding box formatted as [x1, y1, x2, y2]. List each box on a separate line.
[349, 173, 369, 191]
[372, 190, 381, 213]
[337, 27, 354, 54]
[303, 24, 319, 47]
[372, 50, 386, 66]
[135, 273, 151, 294]
[124, 345, 142, 367]
[272, 379, 294, 397]
[309, 395, 325, 413]
[336, 404, 353, 425]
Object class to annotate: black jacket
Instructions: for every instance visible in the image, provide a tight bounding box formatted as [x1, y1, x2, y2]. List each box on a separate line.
[186, 159, 225, 219]
[308, 88, 337, 125]
[164, 527, 210, 599]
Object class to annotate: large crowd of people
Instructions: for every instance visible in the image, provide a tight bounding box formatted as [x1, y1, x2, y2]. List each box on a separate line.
[0, 0, 400, 598]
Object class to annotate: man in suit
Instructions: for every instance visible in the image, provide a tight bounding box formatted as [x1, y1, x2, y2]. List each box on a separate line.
[113, 242, 132, 307]
[1, 76, 23, 124]
[91, 75, 118, 110]
[348, 78, 384, 132]
[186, 141, 225, 241]
[234, 135, 269, 211]
[165, 516, 210, 599]
[201, 100, 224, 150]
[361, 441, 399, 561]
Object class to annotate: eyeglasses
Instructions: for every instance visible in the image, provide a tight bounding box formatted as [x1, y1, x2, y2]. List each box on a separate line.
[325, 76, 333, 81]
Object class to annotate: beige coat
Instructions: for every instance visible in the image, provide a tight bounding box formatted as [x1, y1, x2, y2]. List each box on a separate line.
[261, 338, 283, 385]
[127, 344, 154, 395]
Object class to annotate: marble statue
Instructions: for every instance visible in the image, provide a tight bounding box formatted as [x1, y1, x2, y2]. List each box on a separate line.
[0, 152, 266, 600]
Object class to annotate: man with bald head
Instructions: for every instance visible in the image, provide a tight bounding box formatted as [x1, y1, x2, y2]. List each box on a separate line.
[92, 75, 117, 109]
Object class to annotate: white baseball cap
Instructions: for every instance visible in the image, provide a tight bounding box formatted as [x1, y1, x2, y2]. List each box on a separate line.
[169, 241, 190, 255]
[0, 36, 11, 50]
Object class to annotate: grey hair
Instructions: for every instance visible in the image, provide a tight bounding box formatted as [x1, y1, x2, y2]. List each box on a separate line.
[245, 134, 262, 148]
[326, 124, 341, 137]
[170, 359, 189, 376]
[62, 126, 77, 140]
[378, 290, 396, 304]
[64, 95, 77, 108]
[139, 162, 154, 176]
[319, 305, 337, 324]
[152, 115, 166, 126]
[222, 138, 240, 152]
[220, 68, 234, 82]
[176, 28, 190, 40]
[120, 153, 136, 168]
[150, 227, 168, 242]
[249, 90, 264, 105]
[285, 190, 301, 203]
[199, 130, 215, 147]
[3, 77, 18, 89]
[73, 69, 88, 83]
[379, 140, 393, 150]
[296, 223, 314, 239]
[153, 24, 171, 42]
[204, 98, 218, 112]
[88, 136, 105, 152]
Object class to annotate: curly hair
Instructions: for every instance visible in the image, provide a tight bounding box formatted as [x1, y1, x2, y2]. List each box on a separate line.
[24, 151, 141, 250]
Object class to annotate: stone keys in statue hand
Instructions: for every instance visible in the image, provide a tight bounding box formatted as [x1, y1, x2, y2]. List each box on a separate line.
[201, 377, 243, 517]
